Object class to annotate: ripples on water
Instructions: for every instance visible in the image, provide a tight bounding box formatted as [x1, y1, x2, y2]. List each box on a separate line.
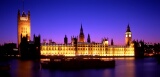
[1, 57, 160, 77]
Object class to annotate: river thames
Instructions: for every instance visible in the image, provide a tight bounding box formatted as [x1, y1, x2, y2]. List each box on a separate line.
[1, 57, 160, 77]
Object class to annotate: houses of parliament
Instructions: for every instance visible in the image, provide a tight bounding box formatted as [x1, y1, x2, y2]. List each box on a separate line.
[18, 10, 134, 57]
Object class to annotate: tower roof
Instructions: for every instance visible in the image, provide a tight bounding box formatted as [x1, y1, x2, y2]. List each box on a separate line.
[64, 35, 67, 38]
[87, 34, 91, 43]
[88, 34, 90, 37]
[87, 34, 90, 39]
[80, 23, 84, 35]
[126, 24, 131, 32]
[80, 23, 83, 32]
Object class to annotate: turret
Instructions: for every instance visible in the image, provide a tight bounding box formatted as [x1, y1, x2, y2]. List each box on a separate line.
[71, 36, 74, 45]
[111, 39, 114, 46]
[49, 39, 52, 44]
[102, 37, 108, 46]
[34, 34, 41, 45]
[43, 39, 46, 44]
[87, 34, 91, 43]
[79, 24, 85, 42]
[18, 9, 20, 20]
[28, 10, 30, 20]
[64, 35, 68, 45]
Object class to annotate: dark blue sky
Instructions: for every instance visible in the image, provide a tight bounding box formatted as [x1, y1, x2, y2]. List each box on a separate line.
[0, 0, 160, 45]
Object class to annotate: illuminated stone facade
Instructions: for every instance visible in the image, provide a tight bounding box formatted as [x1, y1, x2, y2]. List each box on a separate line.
[17, 10, 31, 47]
[40, 24, 134, 57]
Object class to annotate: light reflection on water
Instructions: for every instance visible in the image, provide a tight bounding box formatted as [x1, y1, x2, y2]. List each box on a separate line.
[2, 57, 160, 77]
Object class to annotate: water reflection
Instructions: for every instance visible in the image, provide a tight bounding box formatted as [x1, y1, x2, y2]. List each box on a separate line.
[103, 57, 135, 77]
[134, 58, 160, 77]
[10, 59, 41, 77]
[3, 57, 160, 77]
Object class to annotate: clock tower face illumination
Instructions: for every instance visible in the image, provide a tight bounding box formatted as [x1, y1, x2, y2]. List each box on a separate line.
[125, 24, 132, 46]
[125, 32, 131, 37]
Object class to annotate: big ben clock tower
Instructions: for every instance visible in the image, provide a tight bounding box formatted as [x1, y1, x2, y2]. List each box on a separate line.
[125, 24, 132, 46]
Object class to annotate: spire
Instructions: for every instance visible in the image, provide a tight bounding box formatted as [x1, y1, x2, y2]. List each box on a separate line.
[111, 38, 114, 45]
[87, 34, 91, 43]
[80, 23, 83, 33]
[126, 24, 131, 32]
[79, 23, 85, 42]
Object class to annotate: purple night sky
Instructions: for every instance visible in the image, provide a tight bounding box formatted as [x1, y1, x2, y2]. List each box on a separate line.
[0, 0, 160, 45]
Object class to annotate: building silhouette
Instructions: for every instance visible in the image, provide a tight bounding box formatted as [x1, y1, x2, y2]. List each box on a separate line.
[20, 34, 40, 59]
[133, 40, 145, 57]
